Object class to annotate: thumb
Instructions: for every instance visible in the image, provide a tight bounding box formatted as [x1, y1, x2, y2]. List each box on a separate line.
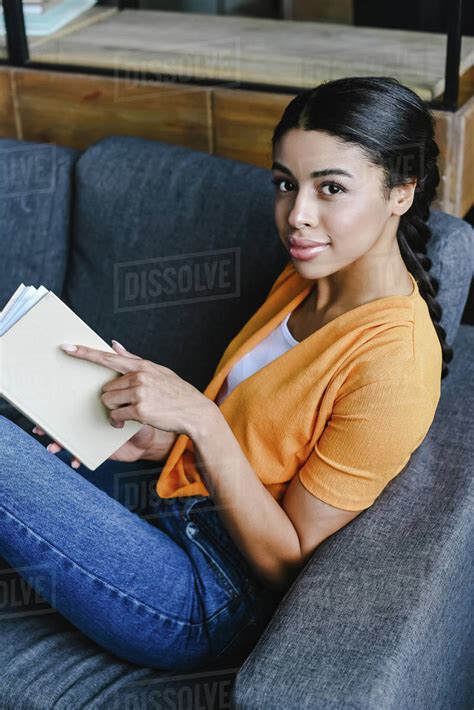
[111, 340, 141, 359]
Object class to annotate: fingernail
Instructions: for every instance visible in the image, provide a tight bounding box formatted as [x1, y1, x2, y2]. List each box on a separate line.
[71, 461, 80, 469]
[32, 426, 37, 433]
[112, 339, 126, 351]
[60, 343, 78, 352]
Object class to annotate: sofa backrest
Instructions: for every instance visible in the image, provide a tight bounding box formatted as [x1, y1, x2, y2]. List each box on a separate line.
[64, 135, 473, 392]
[0, 139, 78, 422]
[425, 210, 473, 346]
[0, 139, 78, 308]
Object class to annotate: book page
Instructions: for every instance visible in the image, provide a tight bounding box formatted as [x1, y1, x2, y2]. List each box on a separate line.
[0, 285, 49, 336]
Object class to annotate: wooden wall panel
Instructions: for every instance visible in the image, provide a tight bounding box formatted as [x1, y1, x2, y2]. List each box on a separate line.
[212, 88, 294, 169]
[459, 66, 474, 109]
[433, 97, 474, 216]
[0, 70, 17, 138]
[431, 108, 453, 214]
[12, 68, 212, 152]
[0, 66, 471, 215]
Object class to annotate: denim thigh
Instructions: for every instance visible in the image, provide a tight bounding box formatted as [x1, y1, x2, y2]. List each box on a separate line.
[41, 448, 270, 660]
[1, 427, 284, 666]
[146, 492, 285, 663]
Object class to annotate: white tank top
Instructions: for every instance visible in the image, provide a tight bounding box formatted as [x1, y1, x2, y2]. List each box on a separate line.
[216, 310, 299, 406]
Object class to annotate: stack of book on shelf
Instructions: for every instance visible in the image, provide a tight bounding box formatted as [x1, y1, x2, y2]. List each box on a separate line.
[0, 0, 97, 36]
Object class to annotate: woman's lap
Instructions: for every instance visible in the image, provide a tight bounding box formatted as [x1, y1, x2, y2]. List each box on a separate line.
[0, 415, 278, 671]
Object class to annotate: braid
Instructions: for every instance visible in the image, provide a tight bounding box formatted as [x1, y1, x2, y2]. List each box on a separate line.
[396, 146, 454, 379]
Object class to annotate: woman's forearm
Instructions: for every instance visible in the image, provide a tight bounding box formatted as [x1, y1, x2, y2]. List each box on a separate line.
[188, 402, 302, 591]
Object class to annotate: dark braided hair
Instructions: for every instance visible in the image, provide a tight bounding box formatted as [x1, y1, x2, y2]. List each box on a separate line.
[271, 76, 453, 379]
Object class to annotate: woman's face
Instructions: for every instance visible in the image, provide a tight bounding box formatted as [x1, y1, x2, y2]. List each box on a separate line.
[271, 128, 408, 289]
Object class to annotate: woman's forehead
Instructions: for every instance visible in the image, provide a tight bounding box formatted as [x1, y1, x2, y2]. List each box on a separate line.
[274, 130, 366, 166]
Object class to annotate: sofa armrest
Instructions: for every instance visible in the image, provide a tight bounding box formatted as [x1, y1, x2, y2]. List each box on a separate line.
[232, 325, 474, 710]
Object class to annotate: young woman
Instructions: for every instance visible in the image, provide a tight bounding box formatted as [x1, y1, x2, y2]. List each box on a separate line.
[0, 76, 452, 673]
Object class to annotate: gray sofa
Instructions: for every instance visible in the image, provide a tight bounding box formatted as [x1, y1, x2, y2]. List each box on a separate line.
[0, 135, 472, 709]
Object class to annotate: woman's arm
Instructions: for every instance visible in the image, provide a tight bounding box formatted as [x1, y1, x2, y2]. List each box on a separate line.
[190, 402, 361, 591]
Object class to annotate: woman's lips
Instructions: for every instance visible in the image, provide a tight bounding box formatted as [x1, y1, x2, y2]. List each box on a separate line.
[289, 243, 330, 261]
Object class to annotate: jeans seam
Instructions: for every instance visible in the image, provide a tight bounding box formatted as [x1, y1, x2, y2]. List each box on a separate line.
[186, 524, 242, 599]
[0, 503, 207, 629]
[191, 512, 261, 596]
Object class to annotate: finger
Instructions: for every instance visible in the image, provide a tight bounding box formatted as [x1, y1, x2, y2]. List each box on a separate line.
[32, 425, 46, 436]
[101, 372, 140, 394]
[47, 442, 62, 454]
[59, 343, 141, 375]
[45, 441, 81, 468]
[111, 340, 141, 359]
[109, 406, 141, 427]
[101, 387, 137, 410]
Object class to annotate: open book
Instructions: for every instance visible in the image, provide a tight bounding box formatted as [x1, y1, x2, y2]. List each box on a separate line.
[0, 285, 143, 470]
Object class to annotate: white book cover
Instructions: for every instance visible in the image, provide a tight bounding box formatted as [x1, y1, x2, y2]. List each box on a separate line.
[0, 285, 143, 470]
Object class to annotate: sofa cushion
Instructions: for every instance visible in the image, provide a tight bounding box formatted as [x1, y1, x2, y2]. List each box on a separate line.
[0, 139, 78, 307]
[0, 139, 79, 424]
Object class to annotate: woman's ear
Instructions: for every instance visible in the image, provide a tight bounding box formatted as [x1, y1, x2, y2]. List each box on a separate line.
[391, 180, 417, 217]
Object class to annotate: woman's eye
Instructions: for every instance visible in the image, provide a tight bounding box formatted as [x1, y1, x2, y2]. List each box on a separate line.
[272, 177, 346, 196]
[271, 177, 294, 193]
[320, 182, 346, 196]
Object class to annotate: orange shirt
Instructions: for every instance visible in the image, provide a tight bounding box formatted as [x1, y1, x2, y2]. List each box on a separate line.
[155, 261, 442, 511]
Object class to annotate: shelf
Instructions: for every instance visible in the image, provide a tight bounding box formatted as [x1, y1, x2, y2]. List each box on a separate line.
[23, 9, 474, 101]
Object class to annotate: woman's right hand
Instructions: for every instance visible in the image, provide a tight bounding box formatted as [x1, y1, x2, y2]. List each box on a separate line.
[32, 339, 179, 468]
[32, 423, 178, 468]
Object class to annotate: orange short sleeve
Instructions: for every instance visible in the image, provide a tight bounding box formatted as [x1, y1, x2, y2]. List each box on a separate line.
[298, 375, 440, 512]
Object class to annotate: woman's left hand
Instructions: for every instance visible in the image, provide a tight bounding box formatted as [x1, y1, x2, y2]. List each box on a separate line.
[59, 339, 211, 437]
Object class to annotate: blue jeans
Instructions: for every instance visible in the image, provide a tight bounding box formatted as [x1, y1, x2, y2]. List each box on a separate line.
[0, 415, 283, 672]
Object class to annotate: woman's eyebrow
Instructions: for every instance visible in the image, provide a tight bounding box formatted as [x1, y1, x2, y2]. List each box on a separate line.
[271, 161, 354, 179]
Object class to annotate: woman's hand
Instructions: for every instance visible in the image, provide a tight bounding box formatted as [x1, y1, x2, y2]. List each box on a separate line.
[33, 421, 178, 467]
[33, 340, 186, 468]
[58, 339, 211, 438]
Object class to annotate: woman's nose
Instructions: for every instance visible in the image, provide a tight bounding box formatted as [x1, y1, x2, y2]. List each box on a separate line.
[287, 192, 318, 229]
